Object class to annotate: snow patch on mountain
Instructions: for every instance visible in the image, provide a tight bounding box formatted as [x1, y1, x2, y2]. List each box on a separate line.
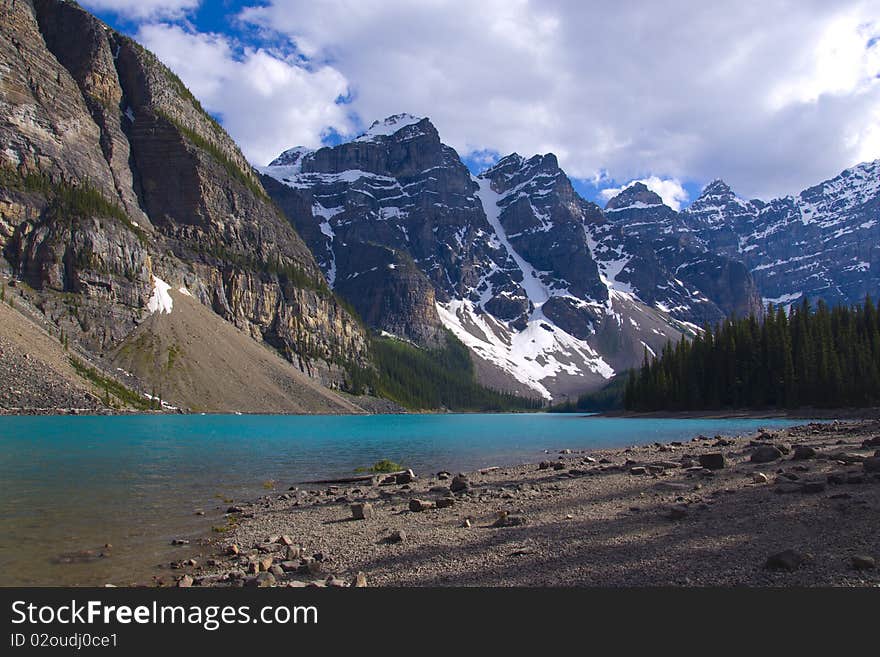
[147, 276, 173, 314]
[355, 113, 424, 142]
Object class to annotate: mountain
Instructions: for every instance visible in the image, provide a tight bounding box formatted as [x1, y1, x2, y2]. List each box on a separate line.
[678, 162, 880, 308]
[0, 0, 370, 412]
[261, 117, 761, 400]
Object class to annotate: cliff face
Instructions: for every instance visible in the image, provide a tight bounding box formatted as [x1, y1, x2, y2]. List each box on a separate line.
[0, 0, 369, 395]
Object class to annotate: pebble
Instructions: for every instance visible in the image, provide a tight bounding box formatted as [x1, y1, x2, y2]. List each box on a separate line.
[852, 555, 875, 570]
[765, 549, 808, 572]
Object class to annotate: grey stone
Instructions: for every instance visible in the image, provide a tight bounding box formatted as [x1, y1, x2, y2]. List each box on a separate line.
[751, 445, 783, 463]
[350, 502, 374, 520]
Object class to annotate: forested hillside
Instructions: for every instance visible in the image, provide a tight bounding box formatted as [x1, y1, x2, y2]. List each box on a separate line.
[625, 298, 880, 411]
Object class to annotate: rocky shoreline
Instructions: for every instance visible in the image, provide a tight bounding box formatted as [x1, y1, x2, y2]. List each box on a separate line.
[155, 419, 880, 587]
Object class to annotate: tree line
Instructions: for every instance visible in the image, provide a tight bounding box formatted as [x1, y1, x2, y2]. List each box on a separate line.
[624, 297, 880, 411]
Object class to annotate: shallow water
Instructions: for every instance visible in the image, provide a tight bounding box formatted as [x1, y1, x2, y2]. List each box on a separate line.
[0, 413, 810, 586]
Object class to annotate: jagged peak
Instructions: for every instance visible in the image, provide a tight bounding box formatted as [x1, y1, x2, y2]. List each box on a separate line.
[269, 146, 314, 168]
[701, 178, 734, 197]
[353, 113, 430, 142]
[480, 152, 562, 180]
[604, 182, 664, 211]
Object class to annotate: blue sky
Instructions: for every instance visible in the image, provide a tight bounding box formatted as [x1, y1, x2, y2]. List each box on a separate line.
[84, 1, 880, 209]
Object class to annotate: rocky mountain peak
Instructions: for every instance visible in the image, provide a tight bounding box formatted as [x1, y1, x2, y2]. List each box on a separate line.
[353, 113, 431, 142]
[269, 146, 314, 168]
[604, 182, 664, 211]
[699, 178, 735, 199]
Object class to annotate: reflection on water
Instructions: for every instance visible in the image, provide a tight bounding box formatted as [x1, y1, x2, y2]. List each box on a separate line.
[0, 413, 809, 586]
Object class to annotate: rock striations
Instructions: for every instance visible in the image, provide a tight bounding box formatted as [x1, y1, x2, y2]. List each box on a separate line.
[0, 0, 369, 411]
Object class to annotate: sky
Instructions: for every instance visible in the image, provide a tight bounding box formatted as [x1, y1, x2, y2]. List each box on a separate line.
[83, 0, 880, 209]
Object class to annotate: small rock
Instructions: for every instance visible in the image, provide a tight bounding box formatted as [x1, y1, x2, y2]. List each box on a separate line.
[269, 565, 285, 577]
[170, 539, 189, 546]
[249, 572, 276, 587]
[699, 453, 725, 470]
[225, 544, 240, 556]
[437, 471, 451, 480]
[352, 572, 368, 587]
[226, 505, 244, 514]
[395, 469, 416, 484]
[629, 466, 647, 475]
[277, 535, 294, 546]
[177, 575, 193, 588]
[752, 472, 769, 484]
[864, 457, 880, 473]
[350, 502, 374, 520]
[538, 461, 551, 470]
[387, 529, 406, 544]
[493, 511, 527, 528]
[751, 445, 784, 463]
[462, 518, 472, 528]
[765, 549, 807, 572]
[792, 445, 817, 460]
[259, 557, 274, 572]
[436, 497, 455, 509]
[284, 545, 301, 561]
[852, 555, 876, 570]
[450, 474, 470, 493]
[409, 498, 434, 512]
[666, 505, 688, 520]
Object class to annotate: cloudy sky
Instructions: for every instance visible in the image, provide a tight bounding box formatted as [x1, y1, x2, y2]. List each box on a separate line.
[85, 0, 880, 208]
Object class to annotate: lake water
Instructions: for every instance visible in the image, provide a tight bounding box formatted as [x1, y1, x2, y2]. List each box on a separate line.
[0, 413, 811, 586]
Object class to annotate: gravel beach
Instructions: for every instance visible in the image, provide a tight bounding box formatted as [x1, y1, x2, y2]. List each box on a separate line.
[167, 419, 880, 587]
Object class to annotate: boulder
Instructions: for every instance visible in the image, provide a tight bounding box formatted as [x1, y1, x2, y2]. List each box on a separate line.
[751, 445, 783, 463]
[699, 453, 725, 470]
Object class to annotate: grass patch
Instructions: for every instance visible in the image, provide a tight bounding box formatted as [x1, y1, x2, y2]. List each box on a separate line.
[69, 356, 155, 411]
[354, 459, 404, 474]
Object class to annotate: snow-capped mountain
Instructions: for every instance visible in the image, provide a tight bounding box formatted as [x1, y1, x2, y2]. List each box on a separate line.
[679, 161, 880, 307]
[261, 115, 760, 400]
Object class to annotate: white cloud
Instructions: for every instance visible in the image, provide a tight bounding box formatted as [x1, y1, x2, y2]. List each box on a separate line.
[232, 0, 880, 199]
[134, 24, 352, 165]
[82, 0, 199, 21]
[599, 177, 690, 211]
[117, 0, 880, 199]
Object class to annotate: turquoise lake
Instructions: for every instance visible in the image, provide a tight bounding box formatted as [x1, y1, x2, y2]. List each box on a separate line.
[0, 413, 811, 586]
